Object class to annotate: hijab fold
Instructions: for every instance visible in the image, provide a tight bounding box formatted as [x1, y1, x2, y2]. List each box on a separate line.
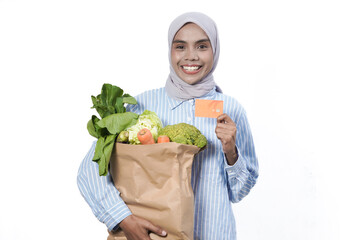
[165, 12, 222, 101]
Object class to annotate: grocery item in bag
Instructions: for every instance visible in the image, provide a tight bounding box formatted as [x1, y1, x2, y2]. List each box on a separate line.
[108, 142, 201, 240]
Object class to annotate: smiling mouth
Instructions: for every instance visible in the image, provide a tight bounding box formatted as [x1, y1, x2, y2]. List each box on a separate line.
[181, 65, 202, 74]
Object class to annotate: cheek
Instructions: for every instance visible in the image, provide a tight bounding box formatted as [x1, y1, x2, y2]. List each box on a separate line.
[203, 53, 214, 72]
[171, 51, 180, 67]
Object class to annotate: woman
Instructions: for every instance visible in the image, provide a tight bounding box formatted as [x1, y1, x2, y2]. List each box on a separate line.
[78, 12, 259, 240]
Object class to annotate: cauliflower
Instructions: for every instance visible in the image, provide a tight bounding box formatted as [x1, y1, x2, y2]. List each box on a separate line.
[126, 110, 163, 144]
[158, 123, 207, 148]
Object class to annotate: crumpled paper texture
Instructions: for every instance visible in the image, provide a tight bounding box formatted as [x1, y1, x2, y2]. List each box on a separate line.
[108, 142, 200, 240]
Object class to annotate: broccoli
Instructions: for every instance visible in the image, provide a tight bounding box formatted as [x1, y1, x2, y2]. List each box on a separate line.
[158, 123, 207, 148]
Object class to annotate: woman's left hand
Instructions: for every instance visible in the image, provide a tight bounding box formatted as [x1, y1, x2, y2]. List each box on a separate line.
[215, 113, 238, 165]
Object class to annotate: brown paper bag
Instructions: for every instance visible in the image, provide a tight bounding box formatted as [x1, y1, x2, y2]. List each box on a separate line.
[108, 142, 201, 240]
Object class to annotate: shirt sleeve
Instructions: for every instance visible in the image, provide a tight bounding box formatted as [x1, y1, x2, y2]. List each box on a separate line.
[77, 141, 132, 230]
[223, 110, 259, 203]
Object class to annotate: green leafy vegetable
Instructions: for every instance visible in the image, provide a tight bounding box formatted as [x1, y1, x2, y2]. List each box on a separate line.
[87, 115, 110, 138]
[122, 94, 138, 105]
[97, 112, 139, 135]
[91, 83, 137, 118]
[92, 135, 117, 176]
[87, 83, 138, 176]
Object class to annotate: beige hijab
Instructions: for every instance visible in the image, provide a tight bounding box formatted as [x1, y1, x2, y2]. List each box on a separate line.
[165, 12, 222, 101]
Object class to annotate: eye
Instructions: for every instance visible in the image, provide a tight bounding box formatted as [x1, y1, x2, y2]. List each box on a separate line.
[173, 44, 185, 50]
[198, 44, 209, 50]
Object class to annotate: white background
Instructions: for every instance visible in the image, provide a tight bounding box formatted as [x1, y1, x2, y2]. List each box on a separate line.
[1, 0, 359, 239]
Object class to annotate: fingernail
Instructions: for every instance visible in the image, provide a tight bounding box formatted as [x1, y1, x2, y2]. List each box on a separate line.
[162, 230, 167, 236]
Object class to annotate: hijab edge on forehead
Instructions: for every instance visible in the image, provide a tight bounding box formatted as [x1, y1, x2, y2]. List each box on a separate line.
[165, 12, 222, 102]
[168, 12, 220, 71]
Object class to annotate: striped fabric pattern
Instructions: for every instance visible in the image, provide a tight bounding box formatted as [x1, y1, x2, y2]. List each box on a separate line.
[77, 87, 259, 240]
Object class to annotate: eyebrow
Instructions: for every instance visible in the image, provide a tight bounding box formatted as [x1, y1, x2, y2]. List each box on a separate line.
[172, 39, 210, 44]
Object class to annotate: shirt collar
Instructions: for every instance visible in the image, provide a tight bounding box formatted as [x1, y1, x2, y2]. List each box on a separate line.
[166, 87, 218, 110]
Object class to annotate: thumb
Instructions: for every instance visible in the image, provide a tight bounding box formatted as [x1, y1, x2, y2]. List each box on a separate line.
[145, 222, 167, 237]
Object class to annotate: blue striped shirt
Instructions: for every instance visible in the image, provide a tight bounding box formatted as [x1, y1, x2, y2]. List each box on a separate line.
[77, 87, 259, 239]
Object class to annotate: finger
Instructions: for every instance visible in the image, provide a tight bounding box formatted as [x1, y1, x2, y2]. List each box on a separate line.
[217, 113, 234, 124]
[216, 122, 237, 135]
[216, 125, 237, 144]
[145, 221, 167, 237]
[216, 131, 233, 142]
[217, 113, 227, 123]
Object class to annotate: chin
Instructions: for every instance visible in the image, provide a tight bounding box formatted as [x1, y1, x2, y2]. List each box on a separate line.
[183, 79, 200, 85]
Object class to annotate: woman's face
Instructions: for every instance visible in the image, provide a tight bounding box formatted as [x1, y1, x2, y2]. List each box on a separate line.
[171, 23, 214, 85]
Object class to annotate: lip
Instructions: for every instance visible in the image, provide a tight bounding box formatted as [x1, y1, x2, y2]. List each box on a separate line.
[181, 65, 202, 75]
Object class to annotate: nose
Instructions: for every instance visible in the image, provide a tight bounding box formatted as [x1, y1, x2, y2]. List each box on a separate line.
[185, 48, 199, 61]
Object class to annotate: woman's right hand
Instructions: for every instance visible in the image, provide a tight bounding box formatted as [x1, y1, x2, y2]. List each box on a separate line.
[119, 215, 167, 240]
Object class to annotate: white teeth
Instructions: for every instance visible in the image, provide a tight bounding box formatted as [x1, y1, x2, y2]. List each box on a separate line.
[183, 66, 200, 71]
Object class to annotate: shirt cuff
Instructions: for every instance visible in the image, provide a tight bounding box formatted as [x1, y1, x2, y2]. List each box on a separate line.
[97, 201, 132, 231]
[224, 146, 248, 181]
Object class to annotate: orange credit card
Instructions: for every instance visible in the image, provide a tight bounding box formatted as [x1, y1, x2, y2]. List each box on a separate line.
[195, 99, 223, 118]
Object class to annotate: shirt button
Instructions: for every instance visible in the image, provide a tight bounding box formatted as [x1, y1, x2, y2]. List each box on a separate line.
[187, 117, 191, 122]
